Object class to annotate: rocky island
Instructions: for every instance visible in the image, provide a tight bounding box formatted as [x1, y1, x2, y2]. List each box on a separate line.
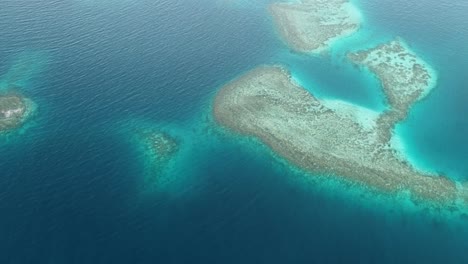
[0, 92, 34, 133]
[213, 40, 466, 208]
[269, 0, 361, 53]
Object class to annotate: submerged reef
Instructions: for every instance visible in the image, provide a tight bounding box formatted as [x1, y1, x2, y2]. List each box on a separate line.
[138, 129, 180, 181]
[0, 52, 47, 135]
[213, 52, 465, 209]
[269, 0, 361, 53]
[0, 92, 34, 133]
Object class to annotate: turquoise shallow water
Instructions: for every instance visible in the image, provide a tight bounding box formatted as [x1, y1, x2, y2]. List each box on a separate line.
[1, 0, 468, 263]
[361, 0, 468, 179]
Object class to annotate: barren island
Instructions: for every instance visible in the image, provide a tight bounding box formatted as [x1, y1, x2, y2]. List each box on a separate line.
[269, 0, 361, 53]
[213, 40, 467, 208]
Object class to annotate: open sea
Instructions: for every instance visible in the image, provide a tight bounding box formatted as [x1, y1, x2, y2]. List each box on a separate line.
[1, 0, 468, 263]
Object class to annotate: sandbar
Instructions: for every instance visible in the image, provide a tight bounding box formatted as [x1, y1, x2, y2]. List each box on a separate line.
[269, 0, 361, 53]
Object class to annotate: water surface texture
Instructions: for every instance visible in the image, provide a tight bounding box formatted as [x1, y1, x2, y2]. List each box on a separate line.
[1, 0, 468, 263]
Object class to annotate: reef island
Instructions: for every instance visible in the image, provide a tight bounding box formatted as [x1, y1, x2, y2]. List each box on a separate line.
[0, 92, 34, 133]
[213, 39, 467, 208]
[269, 0, 361, 53]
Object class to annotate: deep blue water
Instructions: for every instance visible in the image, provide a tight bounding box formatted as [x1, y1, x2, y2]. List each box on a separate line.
[1, 0, 468, 263]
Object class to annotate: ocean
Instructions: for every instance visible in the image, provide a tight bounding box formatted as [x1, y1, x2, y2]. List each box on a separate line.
[1, 0, 468, 263]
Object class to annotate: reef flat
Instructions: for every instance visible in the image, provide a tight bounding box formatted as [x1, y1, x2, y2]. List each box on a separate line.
[213, 64, 464, 208]
[348, 39, 437, 144]
[269, 0, 361, 53]
[0, 92, 34, 133]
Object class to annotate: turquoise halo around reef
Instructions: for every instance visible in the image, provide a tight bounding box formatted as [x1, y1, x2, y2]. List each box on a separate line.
[0, 0, 468, 263]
